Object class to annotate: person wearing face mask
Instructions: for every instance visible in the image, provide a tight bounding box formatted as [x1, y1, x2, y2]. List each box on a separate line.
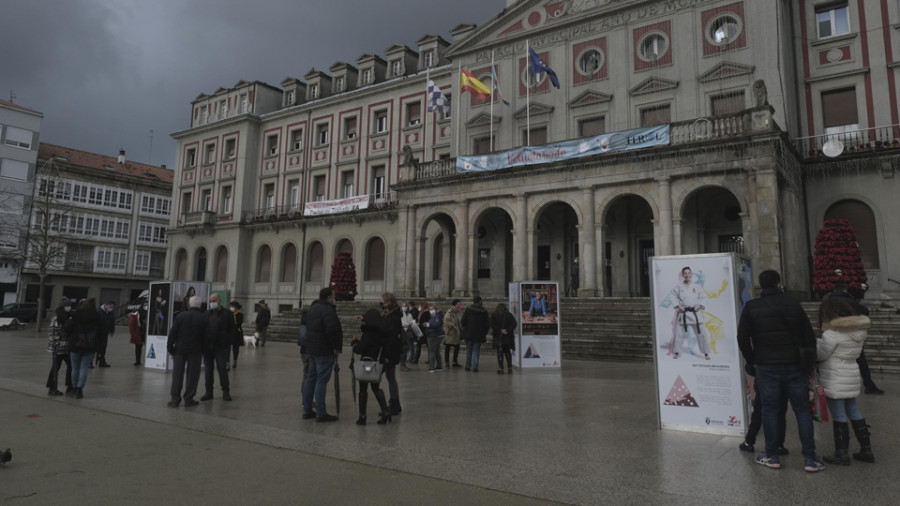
[202, 293, 236, 401]
[229, 301, 244, 369]
[413, 302, 430, 365]
[46, 297, 74, 395]
[399, 303, 414, 372]
[129, 298, 148, 366]
[94, 300, 116, 368]
[380, 293, 404, 415]
[443, 299, 463, 368]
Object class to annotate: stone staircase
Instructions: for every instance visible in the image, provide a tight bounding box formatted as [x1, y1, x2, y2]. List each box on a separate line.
[264, 298, 900, 374]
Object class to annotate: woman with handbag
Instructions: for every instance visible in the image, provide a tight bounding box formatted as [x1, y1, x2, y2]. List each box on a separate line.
[381, 293, 404, 416]
[491, 303, 517, 374]
[351, 308, 391, 425]
[817, 297, 874, 465]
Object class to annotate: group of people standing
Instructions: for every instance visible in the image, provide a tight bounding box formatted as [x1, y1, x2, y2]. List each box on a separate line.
[737, 270, 880, 473]
[46, 298, 113, 398]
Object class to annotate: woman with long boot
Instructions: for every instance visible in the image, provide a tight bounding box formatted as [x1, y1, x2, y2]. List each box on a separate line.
[352, 308, 391, 425]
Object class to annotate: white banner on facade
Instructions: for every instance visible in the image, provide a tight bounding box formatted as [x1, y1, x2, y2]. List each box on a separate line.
[650, 254, 749, 435]
[304, 195, 369, 216]
[511, 281, 561, 370]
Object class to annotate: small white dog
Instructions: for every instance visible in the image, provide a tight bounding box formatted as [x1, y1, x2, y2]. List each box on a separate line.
[244, 333, 258, 349]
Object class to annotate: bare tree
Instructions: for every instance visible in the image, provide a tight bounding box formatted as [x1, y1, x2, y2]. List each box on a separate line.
[14, 158, 77, 334]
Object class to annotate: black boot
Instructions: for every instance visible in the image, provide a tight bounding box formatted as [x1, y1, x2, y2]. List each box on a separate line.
[0, 448, 10, 465]
[357, 389, 368, 425]
[851, 419, 875, 463]
[823, 421, 851, 466]
[75, 388, 83, 399]
[374, 389, 390, 424]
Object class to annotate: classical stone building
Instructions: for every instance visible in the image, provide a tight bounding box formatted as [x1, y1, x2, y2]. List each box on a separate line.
[168, 0, 900, 315]
[19, 144, 173, 311]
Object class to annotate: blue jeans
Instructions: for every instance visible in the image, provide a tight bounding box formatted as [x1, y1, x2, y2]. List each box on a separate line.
[69, 352, 95, 388]
[756, 364, 817, 459]
[302, 354, 335, 417]
[826, 397, 863, 423]
[465, 341, 481, 370]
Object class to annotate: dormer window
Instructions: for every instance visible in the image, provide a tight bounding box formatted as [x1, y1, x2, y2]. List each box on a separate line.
[362, 69, 372, 85]
[201, 106, 209, 124]
[335, 76, 344, 92]
[391, 60, 402, 77]
[218, 99, 227, 119]
[240, 93, 249, 113]
[424, 50, 434, 68]
[309, 84, 319, 99]
[287, 90, 295, 105]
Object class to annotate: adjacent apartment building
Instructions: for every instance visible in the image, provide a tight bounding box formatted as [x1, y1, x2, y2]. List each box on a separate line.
[0, 98, 43, 305]
[19, 144, 173, 311]
[167, 0, 900, 314]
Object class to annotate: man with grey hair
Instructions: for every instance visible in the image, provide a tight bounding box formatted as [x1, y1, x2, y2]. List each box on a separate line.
[167, 295, 209, 407]
[202, 293, 235, 401]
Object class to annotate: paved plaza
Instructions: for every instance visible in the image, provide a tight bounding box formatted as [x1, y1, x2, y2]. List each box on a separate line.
[1, 328, 898, 505]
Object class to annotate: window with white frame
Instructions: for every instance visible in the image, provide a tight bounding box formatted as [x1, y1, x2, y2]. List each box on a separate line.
[391, 60, 402, 77]
[372, 165, 386, 200]
[264, 183, 275, 210]
[240, 93, 249, 113]
[140, 195, 171, 216]
[341, 171, 354, 198]
[335, 76, 344, 92]
[218, 99, 227, 119]
[638, 33, 668, 62]
[0, 159, 28, 180]
[707, 14, 742, 46]
[406, 102, 421, 126]
[309, 83, 319, 99]
[225, 138, 236, 160]
[288, 180, 300, 210]
[362, 69, 372, 85]
[95, 247, 127, 273]
[822, 87, 859, 143]
[313, 175, 326, 201]
[424, 50, 435, 68]
[375, 110, 388, 133]
[134, 250, 151, 275]
[201, 106, 209, 124]
[287, 90, 295, 105]
[186, 147, 196, 168]
[202, 189, 212, 211]
[221, 186, 233, 214]
[316, 124, 329, 146]
[4, 126, 33, 149]
[344, 117, 358, 140]
[137, 222, 167, 245]
[577, 48, 605, 76]
[182, 192, 192, 214]
[290, 128, 304, 151]
[204, 143, 215, 164]
[816, 4, 850, 39]
[266, 134, 278, 156]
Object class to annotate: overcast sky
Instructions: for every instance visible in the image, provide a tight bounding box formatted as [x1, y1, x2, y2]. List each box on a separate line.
[2, 0, 506, 169]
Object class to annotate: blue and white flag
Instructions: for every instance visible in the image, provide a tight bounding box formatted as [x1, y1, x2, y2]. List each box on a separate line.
[427, 79, 451, 115]
[528, 47, 560, 89]
[491, 66, 511, 106]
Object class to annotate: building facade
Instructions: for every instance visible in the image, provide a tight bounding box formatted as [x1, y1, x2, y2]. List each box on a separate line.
[20, 144, 173, 312]
[0, 98, 43, 305]
[168, 0, 900, 315]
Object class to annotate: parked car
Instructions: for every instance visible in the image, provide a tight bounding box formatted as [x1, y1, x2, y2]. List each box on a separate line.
[0, 302, 39, 323]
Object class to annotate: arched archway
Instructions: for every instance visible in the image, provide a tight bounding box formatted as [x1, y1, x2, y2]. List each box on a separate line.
[473, 207, 514, 297]
[194, 247, 207, 281]
[365, 237, 385, 281]
[174, 248, 188, 280]
[256, 245, 272, 283]
[602, 195, 655, 296]
[533, 201, 579, 291]
[418, 212, 457, 298]
[306, 241, 324, 283]
[213, 246, 228, 282]
[680, 186, 745, 255]
[281, 243, 298, 282]
[336, 238, 353, 255]
[825, 199, 879, 269]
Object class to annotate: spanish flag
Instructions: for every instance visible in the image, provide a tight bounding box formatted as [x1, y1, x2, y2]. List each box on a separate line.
[460, 69, 491, 100]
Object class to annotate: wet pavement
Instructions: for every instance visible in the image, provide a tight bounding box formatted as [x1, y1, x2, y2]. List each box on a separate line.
[1, 328, 898, 505]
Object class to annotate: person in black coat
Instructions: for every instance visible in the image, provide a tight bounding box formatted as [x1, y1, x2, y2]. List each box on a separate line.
[202, 293, 235, 401]
[381, 292, 404, 415]
[491, 303, 517, 374]
[94, 300, 116, 367]
[461, 296, 490, 372]
[167, 296, 210, 407]
[229, 301, 244, 369]
[351, 308, 391, 425]
[46, 297, 74, 396]
[300, 287, 343, 422]
[64, 299, 106, 399]
[255, 299, 271, 347]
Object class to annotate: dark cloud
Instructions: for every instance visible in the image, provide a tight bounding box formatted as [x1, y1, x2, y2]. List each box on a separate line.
[1, 0, 505, 169]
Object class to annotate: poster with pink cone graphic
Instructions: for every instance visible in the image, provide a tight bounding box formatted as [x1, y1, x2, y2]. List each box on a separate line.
[650, 253, 749, 435]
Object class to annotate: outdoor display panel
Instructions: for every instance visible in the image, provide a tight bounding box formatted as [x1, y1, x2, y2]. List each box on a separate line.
[511, 281, 561, 370]
[650, 254, 751, 435]
[145, 281, 210, 371]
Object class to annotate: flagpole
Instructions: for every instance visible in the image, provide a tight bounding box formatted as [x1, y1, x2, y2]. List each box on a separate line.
[455, 60, 461, 156]
[526, 39, 530, 147]
[490, 51, 495, 152]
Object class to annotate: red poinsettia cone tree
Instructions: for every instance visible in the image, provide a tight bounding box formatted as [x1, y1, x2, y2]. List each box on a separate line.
[329, 251, 358, 301]
[812, 218, 867, 295]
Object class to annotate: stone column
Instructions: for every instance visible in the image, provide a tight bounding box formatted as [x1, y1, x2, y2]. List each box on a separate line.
[656, 177, 674, 256]
[397, 205, 410, 295]
[673, 219, 683, 255]
[453, 201, 470, 297]
[580, 187, 597, 296]
[404, 205, 417, 298]
[753, 167, 781, 273]
[513, 195, 528, 282]
[595, 224, 605, 297]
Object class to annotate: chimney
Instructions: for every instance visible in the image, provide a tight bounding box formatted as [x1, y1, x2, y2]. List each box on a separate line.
[117, 149, 126, 164]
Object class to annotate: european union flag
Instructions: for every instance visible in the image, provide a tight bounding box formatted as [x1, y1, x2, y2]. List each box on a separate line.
[528, 47, 560, 89]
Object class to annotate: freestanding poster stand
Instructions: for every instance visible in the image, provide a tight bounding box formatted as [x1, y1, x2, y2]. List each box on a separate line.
[509, 281, 561, 370]
[650, 253, 751, 435]
[145, 281, 211, 371]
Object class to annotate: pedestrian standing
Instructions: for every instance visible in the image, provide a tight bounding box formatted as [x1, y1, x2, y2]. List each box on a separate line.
[352, 308, 391, 425]
[443, 299, 463, 368]
[230, 301, 244, 369]
[381, 292, 403, 415]
[202, 293, 235, 401]
[166, 296, 209, 407]
[301, 288, 342, 422]
[491, 303, 517, 374]
[461, 296, 490, 372]
[94, 300, 116, 367]
[424, 305, 444, 371]
[65, 299, 105, 399]
[255, 299, 271, 347]
[46, 297, 73, 396]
